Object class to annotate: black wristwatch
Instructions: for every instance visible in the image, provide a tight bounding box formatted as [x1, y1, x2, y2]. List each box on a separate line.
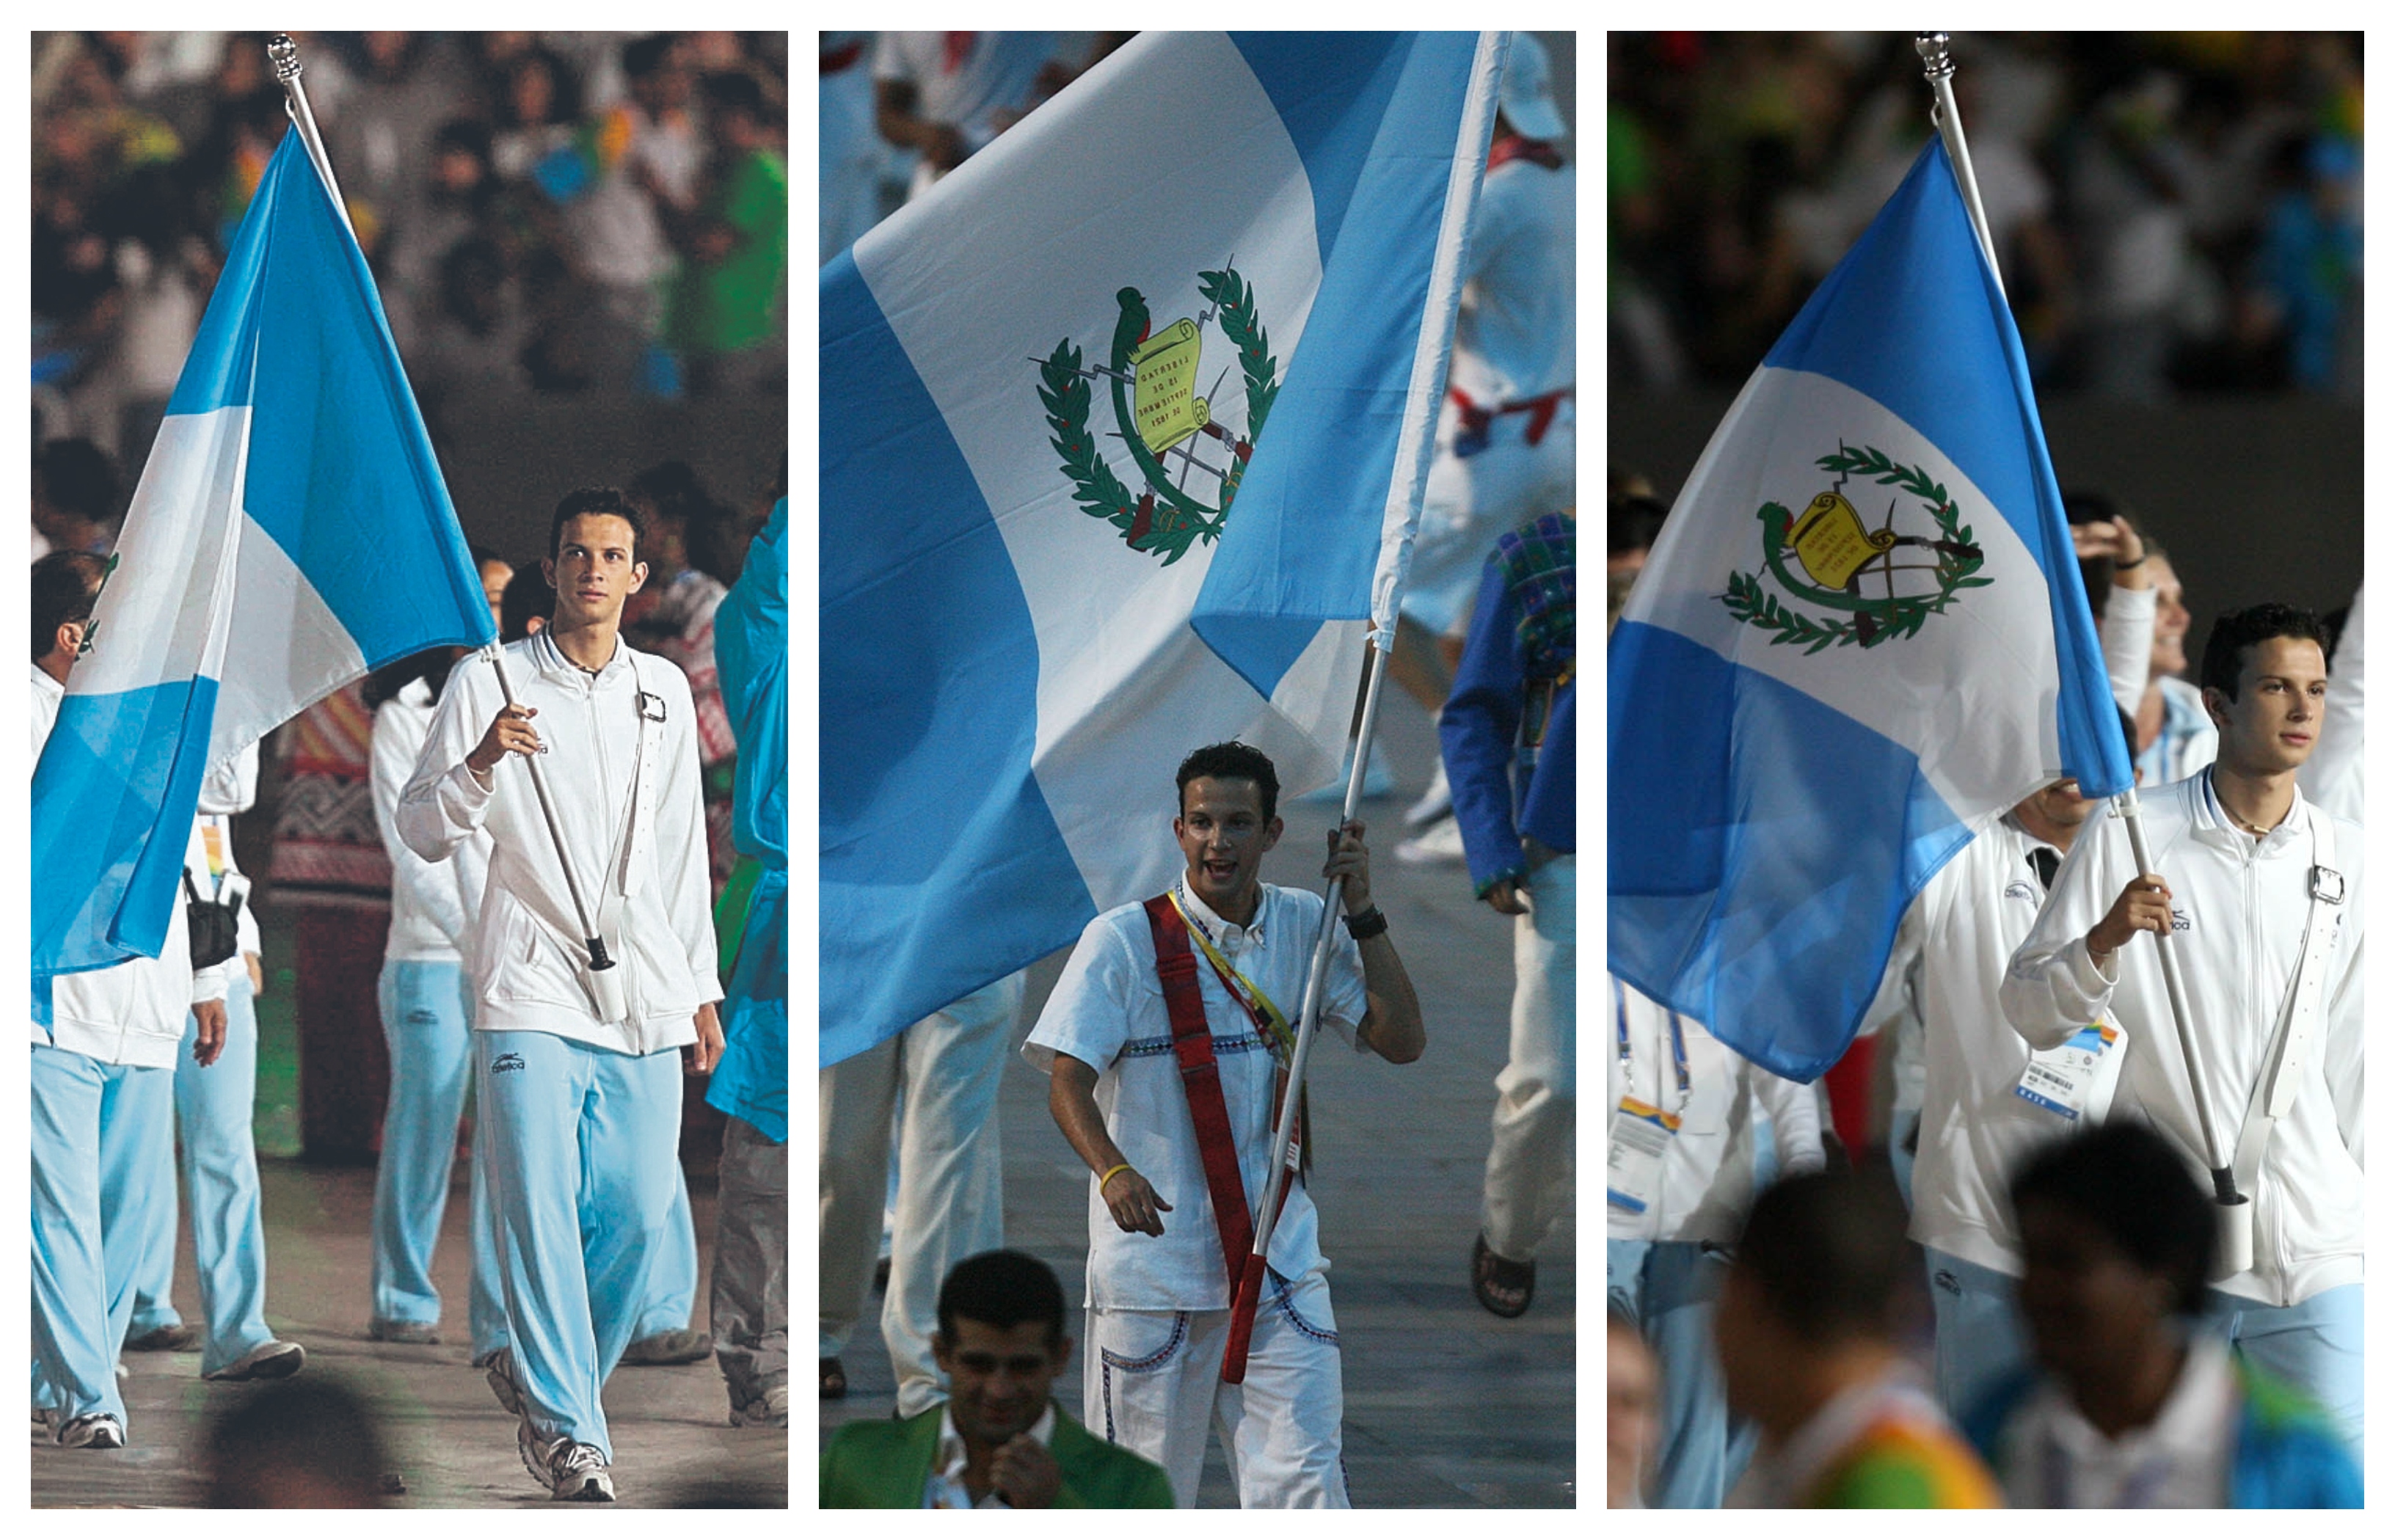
[1343, 905, 1388, 941]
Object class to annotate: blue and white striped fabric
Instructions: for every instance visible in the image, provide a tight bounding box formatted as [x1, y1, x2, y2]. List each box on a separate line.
[32, 132, 497, 982]
[823, 31, 1501, 1065]
[1608, 139, 2131, 1083]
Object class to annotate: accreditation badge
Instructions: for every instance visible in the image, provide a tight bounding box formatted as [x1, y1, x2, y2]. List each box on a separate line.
[1607, 1098, 1680, 1214]
[2013, 1021, 2118, 1120]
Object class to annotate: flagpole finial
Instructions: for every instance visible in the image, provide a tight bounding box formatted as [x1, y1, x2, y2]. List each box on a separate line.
[268, 34, 301, 83]
[1915, 33, 1954, 81]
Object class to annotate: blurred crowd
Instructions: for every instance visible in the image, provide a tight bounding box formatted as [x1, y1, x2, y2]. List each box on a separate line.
[1609, 32, 2363, 400]
[32, 31, 789, 461]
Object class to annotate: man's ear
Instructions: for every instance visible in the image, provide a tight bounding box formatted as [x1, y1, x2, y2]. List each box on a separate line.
[1261, 815, 1284, 853]
[627, 560, 649, 596]
[541, 555, 558, 590]
[2201, 685, 2229, 729]
[1052, 1335, 1075, 1373]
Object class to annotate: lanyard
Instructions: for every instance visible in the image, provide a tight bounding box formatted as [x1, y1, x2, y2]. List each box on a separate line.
[1170, 885, 1296, 1062]
[1614, 978, 1691, 1111]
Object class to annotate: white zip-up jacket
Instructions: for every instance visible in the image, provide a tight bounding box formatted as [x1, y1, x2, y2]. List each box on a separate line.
[1874, 817, 2129, 1277]
[33, 665, 227, 1065]
[373, 677, 489, 966]
[2002, 772, 2363, 1306]
[1606, 977, 1825, 1245]
[396, 632, 721, 1053]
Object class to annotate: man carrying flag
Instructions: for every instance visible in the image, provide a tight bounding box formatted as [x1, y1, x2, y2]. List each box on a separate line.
[400, 489, 724, 1503]
[1024, 742, 1423, 1507]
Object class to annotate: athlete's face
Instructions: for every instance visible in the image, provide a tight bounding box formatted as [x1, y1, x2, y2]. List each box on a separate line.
[2206, 635, 2327, 776]
[933, 1318, 1068, 1448]
[1175, 776, 1282, 920]
[543, 514, 647, 629]
[2016, 1198, 2178, 1398]
[478, 556, 514, 633]
[2147, 558, 2189, 679]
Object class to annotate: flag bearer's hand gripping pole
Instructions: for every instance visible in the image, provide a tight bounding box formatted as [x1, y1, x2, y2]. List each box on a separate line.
[480, 646, 627, 1020]
[2112, 787, 2247, 1264]
[1221, 648, 1396, 1384]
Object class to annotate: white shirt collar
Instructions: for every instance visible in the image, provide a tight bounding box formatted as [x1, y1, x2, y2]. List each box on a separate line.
[1175, 875, 1268, 956]
[2196, 765, 2311, 850]
[2025, 1334, 2235, 1508]
[925, 1403, 1059, 1509]
[30, 661, 62, 702]
[528, 625, 632, 686]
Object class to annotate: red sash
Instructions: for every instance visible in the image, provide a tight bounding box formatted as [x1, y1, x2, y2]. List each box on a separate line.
[1144, 894, 1255, 1292]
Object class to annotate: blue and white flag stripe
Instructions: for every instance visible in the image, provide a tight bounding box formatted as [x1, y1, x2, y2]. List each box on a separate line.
[33, 131, 495, 978]
[823, 32, 1493, 1064]
[1609, 139, 2127, 1082]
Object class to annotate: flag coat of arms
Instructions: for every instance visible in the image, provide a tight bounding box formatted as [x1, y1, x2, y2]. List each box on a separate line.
[33, 131, 497, 982]
[823, 32, 1501, 1064]
[1608, 138, 2130, 1082]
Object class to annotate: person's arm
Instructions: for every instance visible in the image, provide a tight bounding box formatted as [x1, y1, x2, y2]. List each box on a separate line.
[1324, 820, 1424, 1063]
[395, 662, 533, 863]
[2075, 516, 2155, 717]
[2323, 855, 2364, 1167]
[650, 668, 728, 1032]
[2001, 820, 2158, 1050]
[1440, 558, 1531, 904]
[1746, 1058, 1826, 1176]
[1048, 1051, 1171, 1236]
[373, 704, 473, 950]
[873, 76, 965, 169]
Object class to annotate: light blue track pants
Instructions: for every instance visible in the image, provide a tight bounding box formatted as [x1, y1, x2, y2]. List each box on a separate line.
[125, 977, 278, 1377]
[476, 1029, 684, 1459]
[1607, 1238, 1754, 1508]
[32, 1046, 172, 1426]
[2203, 1283, 2363, 1461]
[368, 959, 505, 1342]
[1925, 1247, 2029, 1421]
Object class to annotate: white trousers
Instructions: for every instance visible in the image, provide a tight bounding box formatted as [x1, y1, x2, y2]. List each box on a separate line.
[817, 972, 1020, 1414]
[1085, 1269, 1350, 1509]
[1402, 400, 1578, 636]
[1481, 855, 1576, 1261]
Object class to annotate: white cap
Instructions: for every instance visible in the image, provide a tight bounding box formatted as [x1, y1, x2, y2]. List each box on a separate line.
[1498, 32, 1568, 144]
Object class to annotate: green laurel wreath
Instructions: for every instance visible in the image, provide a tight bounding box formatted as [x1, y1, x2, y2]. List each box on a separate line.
[1719, 444, 1991, 654]
[1038, 267, 1278, 566]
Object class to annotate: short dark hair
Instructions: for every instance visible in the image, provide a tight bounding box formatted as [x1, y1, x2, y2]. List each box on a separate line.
[2011, 1122, 2215, 1316]
[500, 566, 552, 642]
[936, 1249, 1066, 1348]
[2198, 602, 2328, 701]
[32, 550, 106, 662]
[37, 438, 120, 521]
[548, 486, 646, 558]
[1175, 741, 1280, 825]
[702, 69, 765, 122]
[622, 34, 676, 81]
[1732, 1169, 1911, 1342]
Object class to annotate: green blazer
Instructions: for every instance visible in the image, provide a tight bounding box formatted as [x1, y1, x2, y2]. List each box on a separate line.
[820, 1401, 1176, 1508]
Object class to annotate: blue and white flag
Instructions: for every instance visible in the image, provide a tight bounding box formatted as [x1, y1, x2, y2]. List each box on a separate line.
[33, 132, 497, 980]
[1608, 138, 2130, 1083]
[823, 31, 1502, 1065]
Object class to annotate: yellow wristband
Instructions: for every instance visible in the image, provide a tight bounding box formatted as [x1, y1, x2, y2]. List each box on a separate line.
[1098, 1163, 1134, 1190]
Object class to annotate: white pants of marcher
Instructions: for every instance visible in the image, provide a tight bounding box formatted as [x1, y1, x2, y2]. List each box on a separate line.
[1481, 855, 1576, 1261]
[817, 971, 1020, 1414]
[1084, 1269, 1350, 1509]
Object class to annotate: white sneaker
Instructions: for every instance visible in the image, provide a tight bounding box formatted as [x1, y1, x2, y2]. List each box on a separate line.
[54, 1412, 125, 1450]
[1404, 759, 1452, 828]
[203, 1340, 305, 1382]
[516, 1415, 616, 1500]
[729, 1382, 790, 1428]
[1395, 814, 1467, 865]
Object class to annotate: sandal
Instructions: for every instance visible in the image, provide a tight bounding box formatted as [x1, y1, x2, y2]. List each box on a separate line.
[820, 1356, 847, 1400]
[1471, 1233, 1535, 1318]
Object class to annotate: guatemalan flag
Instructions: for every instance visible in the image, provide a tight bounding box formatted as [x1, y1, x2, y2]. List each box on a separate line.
[1608, 138, 2132, 1083]
[32, 131, 497, 982]
[823, 32, 1503, 1063]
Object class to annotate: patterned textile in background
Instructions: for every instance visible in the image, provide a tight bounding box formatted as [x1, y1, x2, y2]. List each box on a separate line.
[705, 763, 737, 891]
[1495, 511, 1575, 683]
[268, 682, 393, 909]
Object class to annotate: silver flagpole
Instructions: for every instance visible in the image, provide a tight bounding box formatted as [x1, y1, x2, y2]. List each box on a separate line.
[1220, 29, 1511, 1383]
[1915, 33, 2245, 1257]
[266, 34, 627, 1021]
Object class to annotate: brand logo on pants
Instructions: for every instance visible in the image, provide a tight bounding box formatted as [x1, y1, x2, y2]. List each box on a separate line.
[492, 1052, 525, 1075]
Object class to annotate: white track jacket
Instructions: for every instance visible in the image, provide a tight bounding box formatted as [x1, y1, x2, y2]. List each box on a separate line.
[1875, 817, 2127, 1276]
[2002, 772, 2363, 1307]
[397, 632, 721, 1054]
